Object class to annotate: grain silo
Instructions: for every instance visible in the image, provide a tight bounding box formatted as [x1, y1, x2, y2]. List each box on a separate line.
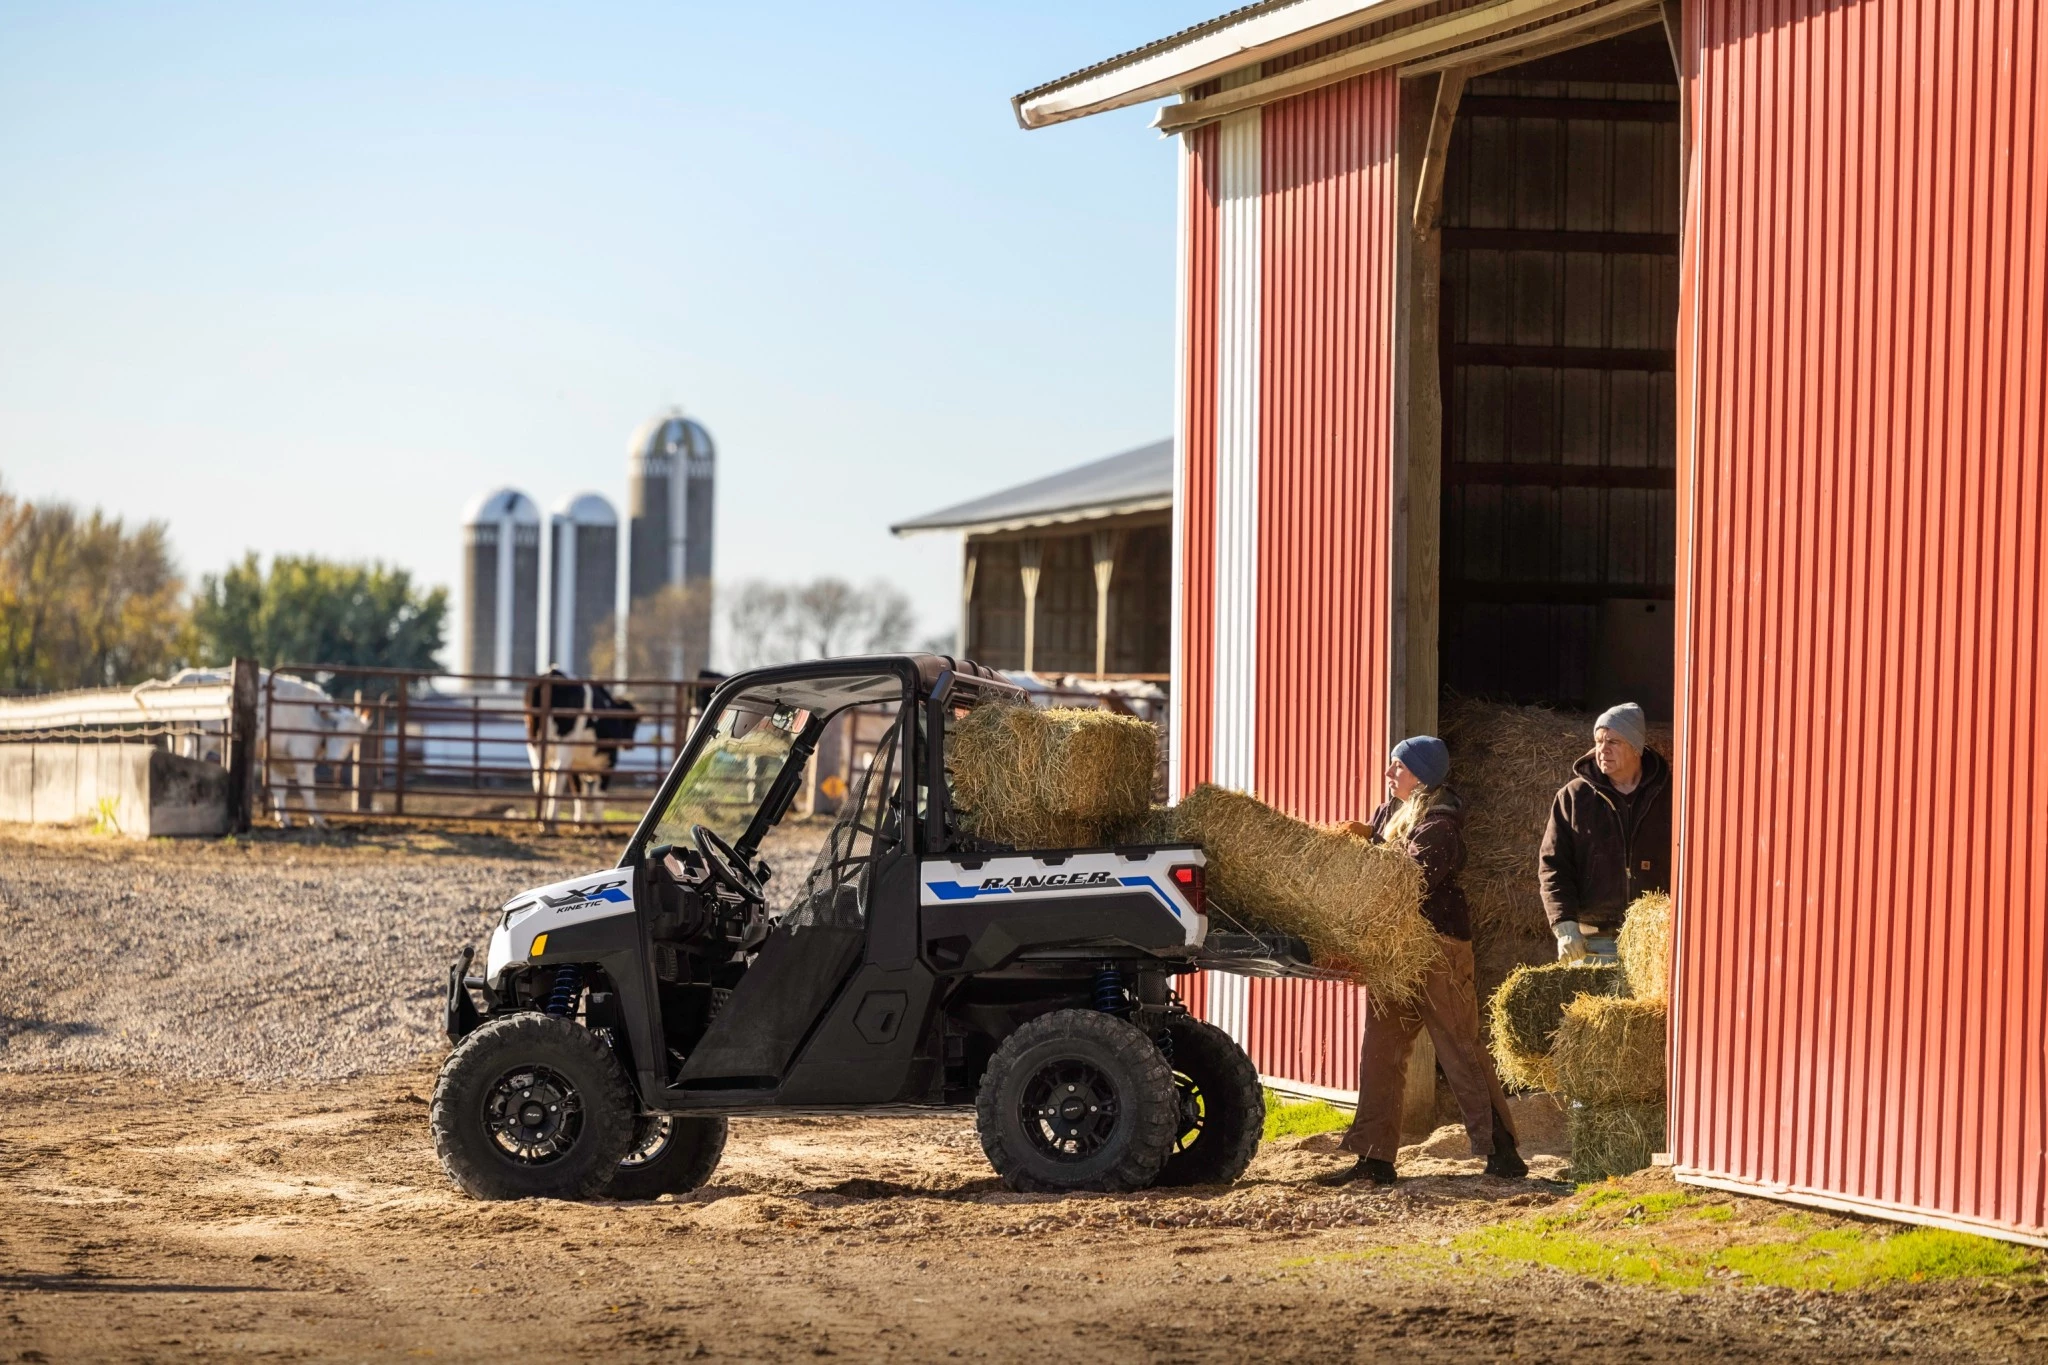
[624, 409, 716, 677]
[461, 488, 541, 682]
[547, 492, 618, 676]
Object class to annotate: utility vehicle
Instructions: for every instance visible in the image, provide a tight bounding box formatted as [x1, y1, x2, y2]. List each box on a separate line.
[432, 655, 1309, 1201]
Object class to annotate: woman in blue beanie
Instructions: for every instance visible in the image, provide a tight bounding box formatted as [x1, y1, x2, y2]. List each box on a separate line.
[1320, 736, 1525, 1186]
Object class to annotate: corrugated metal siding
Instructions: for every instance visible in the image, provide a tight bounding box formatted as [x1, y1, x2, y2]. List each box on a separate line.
[1174, 123, 1222, 796]
[1673, 0, 2048, 1243]
[1255, 71, 1401, 823]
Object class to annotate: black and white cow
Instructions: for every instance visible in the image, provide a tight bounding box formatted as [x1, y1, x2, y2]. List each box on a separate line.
[525, 670, 639, 822]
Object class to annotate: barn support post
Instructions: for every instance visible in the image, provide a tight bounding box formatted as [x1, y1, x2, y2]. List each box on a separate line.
[960, 542, 979, 658]
[1017, 538, 1043, 674]
[224, 657, 258, 834]
[1391, 69, 1461, 742]
[1090, 529, 1120, 678]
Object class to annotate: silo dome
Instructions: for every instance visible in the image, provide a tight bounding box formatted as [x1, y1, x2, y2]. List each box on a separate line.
[464, 487, 541, 526]
[628, 411, 715, 470]
[554, 491, 619, 526]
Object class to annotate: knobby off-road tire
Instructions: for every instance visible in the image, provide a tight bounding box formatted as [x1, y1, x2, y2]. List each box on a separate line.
[1153, 1013, 1264, 1187]
[431, 1013, 636, 1201]
[603, 1114, 729, 1200]
[976, 1009, 1179, 1194]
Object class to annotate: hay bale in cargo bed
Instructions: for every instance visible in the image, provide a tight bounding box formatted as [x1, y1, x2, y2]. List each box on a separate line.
[1551, 994, 1668, 1107]
[1486, 960, 1627, 1092]
[1172, 784, 1435, 1001]
[949, 703, 1158, 849]
[1568, 1100, 1667, 1181]
[1617, 890, 1672, 1001]
[1438, 696, 1675, 1005]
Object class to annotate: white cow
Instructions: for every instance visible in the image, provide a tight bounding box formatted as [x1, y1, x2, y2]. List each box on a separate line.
[139, 668, 369, 828]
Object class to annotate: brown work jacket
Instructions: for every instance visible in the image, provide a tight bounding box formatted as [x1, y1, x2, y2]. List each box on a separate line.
[1537, 747, 1673, 930]
[1367, 787, 1473, 941]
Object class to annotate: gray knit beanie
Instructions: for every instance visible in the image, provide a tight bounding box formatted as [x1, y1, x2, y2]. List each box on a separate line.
[1594, 702, 1648, 752]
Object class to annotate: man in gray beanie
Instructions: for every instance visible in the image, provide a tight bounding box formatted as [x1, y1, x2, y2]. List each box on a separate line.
[1538, 703, 1672, 962]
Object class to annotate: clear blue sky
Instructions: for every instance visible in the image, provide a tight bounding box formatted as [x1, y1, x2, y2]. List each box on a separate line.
[0, 1, 1202, 663]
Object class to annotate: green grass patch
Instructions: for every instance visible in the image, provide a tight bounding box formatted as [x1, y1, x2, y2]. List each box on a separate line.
[1716, 1226, 2037, 1290]
[1455, 1198, 2041, 1293]
[1261, 1089, 1353, 1142]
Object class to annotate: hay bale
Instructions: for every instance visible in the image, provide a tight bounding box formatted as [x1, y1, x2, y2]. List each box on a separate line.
[1551, 994, 1668, 1106]
[1617, 890, 1672, 1001]
[1438, 697, 1675, 1005]
[950, 704, 1158, 849]
[1568, 1100, 1666, 1181]
[1173, 784, 1436, 1000]
[1486, 960, 1627, 1092]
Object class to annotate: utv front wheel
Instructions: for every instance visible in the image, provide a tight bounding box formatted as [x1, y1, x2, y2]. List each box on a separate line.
[976, 1009, 1178, 1193]
[603, 1113, 729, 1200]
[1153, 1014, 1264, 1187]
[431, 1013, 636, 1200]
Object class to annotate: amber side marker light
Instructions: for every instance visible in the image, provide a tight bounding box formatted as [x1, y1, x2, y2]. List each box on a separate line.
[531, 933, 549, 957]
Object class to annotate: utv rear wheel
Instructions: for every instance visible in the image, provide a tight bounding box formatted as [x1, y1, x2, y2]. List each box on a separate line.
[1153, 1014, 1264, 1187]
[603, 1113, 729, 1200]
[976, 1009, 1178, 1194]
[431, 1013, 635, 1200]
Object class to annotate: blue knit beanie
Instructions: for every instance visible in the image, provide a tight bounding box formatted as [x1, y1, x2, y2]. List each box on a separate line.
[1392, 735, 1450, 787]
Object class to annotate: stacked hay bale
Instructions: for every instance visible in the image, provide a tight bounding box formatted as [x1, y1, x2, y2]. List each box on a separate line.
[1561, 892, 1672, 1178]
[1485, 890, 1674, 1180]
[1486, 960, 1627, 1092]
[1438, 696, 1675, 1006]
[948, 703, 1159, 849]
[1172, 784, 1436, 1001]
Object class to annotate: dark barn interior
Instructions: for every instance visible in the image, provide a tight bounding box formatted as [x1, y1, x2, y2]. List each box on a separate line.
[1436, 28, 1681, 717]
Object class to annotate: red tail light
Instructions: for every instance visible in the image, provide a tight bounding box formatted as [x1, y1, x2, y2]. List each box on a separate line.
[1168, 862, 1205, 910]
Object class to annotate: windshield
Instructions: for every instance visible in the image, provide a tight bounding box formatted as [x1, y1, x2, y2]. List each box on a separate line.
[648, 693, 813, 852]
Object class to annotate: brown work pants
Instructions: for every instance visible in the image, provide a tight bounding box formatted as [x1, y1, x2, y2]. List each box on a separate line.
[1339, 935, 1516, 1161]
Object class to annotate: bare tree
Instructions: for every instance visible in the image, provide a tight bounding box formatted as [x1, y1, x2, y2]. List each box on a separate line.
[717, 577, 917, 669]
[590, 581, 715, 680]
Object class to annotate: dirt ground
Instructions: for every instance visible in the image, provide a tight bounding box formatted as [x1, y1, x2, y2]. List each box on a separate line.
[2, 833, 2043, 1362]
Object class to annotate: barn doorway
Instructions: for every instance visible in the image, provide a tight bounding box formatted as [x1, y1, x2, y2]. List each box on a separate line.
[1432, 27, 1682, 719]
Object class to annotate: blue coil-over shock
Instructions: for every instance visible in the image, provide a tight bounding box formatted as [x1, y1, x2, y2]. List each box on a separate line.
[1093, 966, 1127, 1016]
[544, 965, 583, 1016]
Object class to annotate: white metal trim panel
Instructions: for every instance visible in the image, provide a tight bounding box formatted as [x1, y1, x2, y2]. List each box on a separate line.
[1211, 104, 1262, 793]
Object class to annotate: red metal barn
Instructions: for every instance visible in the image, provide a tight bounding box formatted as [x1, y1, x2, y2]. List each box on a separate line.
[1017, 0, 2047, 1245]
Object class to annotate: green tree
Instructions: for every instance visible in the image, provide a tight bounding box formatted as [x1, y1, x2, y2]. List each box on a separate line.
[191, 553, 447, 694]
[0, 484, 187, 691]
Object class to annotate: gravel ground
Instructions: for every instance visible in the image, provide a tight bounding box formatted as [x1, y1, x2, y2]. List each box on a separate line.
[0, 821, 832, 1084]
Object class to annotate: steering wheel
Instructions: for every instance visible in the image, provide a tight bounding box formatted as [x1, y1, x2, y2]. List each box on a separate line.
[691, 824, 765, 906]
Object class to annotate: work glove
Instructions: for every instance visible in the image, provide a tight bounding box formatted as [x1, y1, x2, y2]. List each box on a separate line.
[1554, 920, 1588, 963]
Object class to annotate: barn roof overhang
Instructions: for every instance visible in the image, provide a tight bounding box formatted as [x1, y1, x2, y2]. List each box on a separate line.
[891, 439, 1172, 539]
[1013, 0, 1666, 132]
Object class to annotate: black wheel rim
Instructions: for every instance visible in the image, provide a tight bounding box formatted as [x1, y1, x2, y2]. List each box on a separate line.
[1173, 1074, 1207, 1154]
[482, 1064, 584, 1165]
[1020, 1059, 1121, 1162]
[620, 1114, 673, 1169]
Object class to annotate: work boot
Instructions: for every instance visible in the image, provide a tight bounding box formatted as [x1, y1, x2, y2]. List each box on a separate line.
[1316, 1157, 1397, 1187]
[1484, 1134, 1528, 1179]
